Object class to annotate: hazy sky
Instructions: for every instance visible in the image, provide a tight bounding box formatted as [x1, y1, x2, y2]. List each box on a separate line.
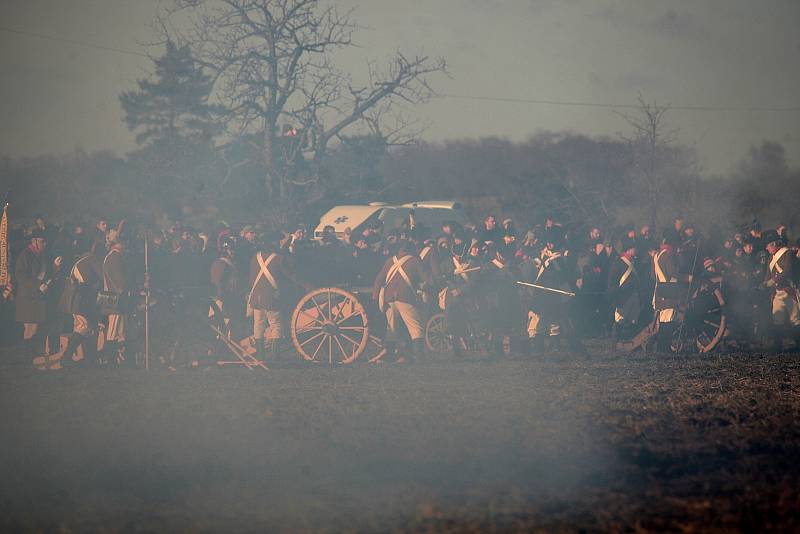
[1, 0, 798, 175]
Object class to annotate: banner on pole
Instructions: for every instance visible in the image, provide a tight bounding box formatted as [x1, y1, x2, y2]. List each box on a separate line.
[0, 204, 8, 288]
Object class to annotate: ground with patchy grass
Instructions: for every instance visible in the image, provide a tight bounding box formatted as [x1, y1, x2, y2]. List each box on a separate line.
[1, 347, 799, 532]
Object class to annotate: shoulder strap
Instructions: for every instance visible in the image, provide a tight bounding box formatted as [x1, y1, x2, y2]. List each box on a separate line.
[247, 252, 277, 307]
[103, 250, 119, 292]
[654, 250, 669, 283]
[386, 255, 413, 289]
[71, 253, 92, 284]
[769, 247, 789, 274]
[256, 252, 278, 290]
[619, 256, 635, 287]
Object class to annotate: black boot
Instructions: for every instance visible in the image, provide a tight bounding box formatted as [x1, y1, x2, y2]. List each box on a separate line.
[255, 340, 267, 362]
[62, 334, 81, 363]
[383, 340, 396, 362]
[529, 336, 544, 357]
[81, 334, 99, 365]
[517, 336, 531, 359]
[490, 335, 504, 360]
[411, 338, 425, 361]
[451, 336, 464, 358]
[657, 323, 675, 353]
[611, 322, 622, 349]
[103, 341, 119, 366]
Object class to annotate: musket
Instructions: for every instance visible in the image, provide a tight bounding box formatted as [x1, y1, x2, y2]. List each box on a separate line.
[515, 280, 576, 297]
[453, 266, 482, 275]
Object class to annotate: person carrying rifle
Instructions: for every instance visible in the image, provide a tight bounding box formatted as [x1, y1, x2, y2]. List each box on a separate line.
[763, 229, 800, 351]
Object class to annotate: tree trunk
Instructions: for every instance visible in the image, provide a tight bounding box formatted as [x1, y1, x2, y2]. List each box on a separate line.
[263, 126, 276, 203]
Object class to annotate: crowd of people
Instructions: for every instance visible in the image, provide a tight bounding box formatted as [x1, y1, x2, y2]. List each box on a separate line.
[2, 208, 798, 369]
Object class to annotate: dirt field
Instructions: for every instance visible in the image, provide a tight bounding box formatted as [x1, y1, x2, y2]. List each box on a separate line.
[1, 347, 799, 532]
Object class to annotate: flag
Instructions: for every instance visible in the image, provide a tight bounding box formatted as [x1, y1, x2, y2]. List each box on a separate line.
[0, 203, 8, 287]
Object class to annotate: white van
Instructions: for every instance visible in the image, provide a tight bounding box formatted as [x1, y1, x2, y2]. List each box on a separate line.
[313, 200, 467, 241]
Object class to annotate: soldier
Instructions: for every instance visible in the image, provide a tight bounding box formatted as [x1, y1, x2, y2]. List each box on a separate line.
[372, 240, 431, 362]
[652, 229, 693, 353]
[480, 244, 524, 358]
[525, 229, 571, 355]
[608, 236, 640, 345]
[210, 236, 242, 339]
[101, 231, 129, 365]
[441, 240, 479, 357]
[58, 236, 103, 365]
[247, 233, 306, 360]
[14, 229, 53, 360]
[763, 229, 800, 351]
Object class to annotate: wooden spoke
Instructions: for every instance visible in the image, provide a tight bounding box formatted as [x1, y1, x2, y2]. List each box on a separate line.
[333, 335, 351, 361]
[311, 335, 327, 360]
[336, 310, 361, 325]
[299, 309, 325, 327]
[309, 296, 329, 322]
[339, 332, 362, 347]
[299, 330, 325, 348]
[291, 288, 369, 363]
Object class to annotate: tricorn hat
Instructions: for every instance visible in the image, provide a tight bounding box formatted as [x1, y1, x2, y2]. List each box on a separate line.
[761, 229, 781, 248]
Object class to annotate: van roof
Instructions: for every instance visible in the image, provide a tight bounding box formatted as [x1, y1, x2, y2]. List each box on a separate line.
[314, 205, 383, 238]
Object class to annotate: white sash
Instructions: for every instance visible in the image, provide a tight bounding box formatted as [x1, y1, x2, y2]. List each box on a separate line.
[246, 252, 277, 308]
[653, 249, 676, 283]
[386, 255, 413, 289]
[769, 247, 788, 275]
[71, 253, 92, 285]
[420, 246, 432, 261]
[103, 250, 122, 293]
[619, 256, 634, 287]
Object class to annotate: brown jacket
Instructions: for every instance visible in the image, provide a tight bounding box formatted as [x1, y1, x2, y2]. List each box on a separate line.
[372, 253, 429, 305]
[767, 246, 797, 290]
[247, 251, 296, 310]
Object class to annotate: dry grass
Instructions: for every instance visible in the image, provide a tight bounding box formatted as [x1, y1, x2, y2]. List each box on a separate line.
[0, 347, 798, 532]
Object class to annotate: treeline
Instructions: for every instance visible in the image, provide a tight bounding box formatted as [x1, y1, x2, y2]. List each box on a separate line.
[0, 134, 797, 236]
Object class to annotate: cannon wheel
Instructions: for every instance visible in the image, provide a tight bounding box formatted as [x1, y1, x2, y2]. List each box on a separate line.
[425, 313, 453, 353]
[290, 287, 370, 364]
[670, 285, 727, 354]
[693, 287, 727, 353]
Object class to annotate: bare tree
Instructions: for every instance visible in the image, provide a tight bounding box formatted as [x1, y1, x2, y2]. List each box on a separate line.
[617, 93, 678, 228]
[159, 0, 446, 219]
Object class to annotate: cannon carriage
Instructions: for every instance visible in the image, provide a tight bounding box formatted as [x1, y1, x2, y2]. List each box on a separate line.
[626, 273, 727, 354]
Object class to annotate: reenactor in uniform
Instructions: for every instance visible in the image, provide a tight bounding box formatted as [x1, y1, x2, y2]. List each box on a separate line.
[210, 236, 242, 338]
[58, 236, 102, 365]
[525, 229, 571, 354]
[101, 232, 129, 365]
[608, 236, 640, 346]
[14, 229, 53, 360]
[652, 229, 693, 352]
[372, 240, 431, 362]
[247, 232, 308, 360]
[479, 244, 524, 358]
[440, 240, 479, 356]
[763, 229, 800, 351]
